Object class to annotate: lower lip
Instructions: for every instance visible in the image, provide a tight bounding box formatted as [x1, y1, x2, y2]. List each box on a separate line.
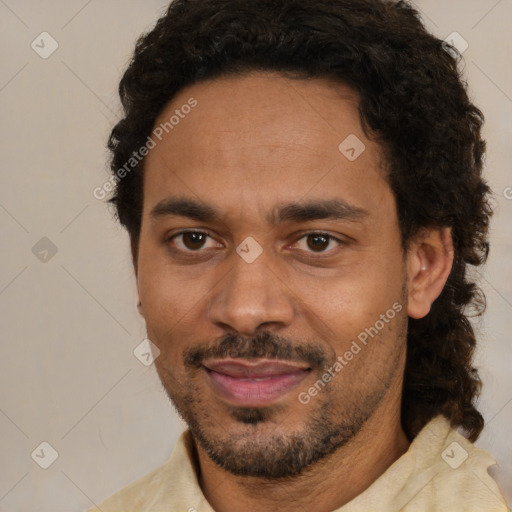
[205, 368, 310, 407]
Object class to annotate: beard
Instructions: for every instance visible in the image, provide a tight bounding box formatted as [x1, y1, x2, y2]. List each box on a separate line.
[156, 328, 405, 479]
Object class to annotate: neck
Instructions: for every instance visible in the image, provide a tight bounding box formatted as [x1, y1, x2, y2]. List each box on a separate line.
[196, 396, 410, 512]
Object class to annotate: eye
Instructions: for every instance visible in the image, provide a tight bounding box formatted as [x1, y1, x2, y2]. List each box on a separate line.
[293, 232, 344, 253]
[167, 231, 219, 251]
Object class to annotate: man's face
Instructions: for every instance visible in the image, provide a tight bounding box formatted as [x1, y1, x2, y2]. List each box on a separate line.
[136, 71, 409, 478]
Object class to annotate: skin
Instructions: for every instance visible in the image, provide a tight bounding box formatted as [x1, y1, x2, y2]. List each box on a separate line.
[134, 71, 454, 512]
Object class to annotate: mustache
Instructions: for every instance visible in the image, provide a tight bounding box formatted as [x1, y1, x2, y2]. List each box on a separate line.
[183, 331, 328, 370]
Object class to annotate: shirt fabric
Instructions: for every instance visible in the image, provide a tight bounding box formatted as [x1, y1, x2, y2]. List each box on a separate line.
[88, 414, 509, 512]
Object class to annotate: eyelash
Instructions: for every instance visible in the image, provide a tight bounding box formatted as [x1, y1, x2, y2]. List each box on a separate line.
[166, 230, 345, 255]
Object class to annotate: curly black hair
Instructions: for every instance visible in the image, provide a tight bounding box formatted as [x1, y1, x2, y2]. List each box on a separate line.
[106, 0, 492, 442]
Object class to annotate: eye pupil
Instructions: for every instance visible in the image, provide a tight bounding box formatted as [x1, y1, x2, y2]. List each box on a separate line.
[307, 234, 329, 251]
[183, 232, 206, 250]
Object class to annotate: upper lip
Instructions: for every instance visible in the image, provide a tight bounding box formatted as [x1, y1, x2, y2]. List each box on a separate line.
[203, 359, 311, 378]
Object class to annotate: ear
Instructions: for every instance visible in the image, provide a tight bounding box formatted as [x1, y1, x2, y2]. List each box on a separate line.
[406, 226, 454, 319]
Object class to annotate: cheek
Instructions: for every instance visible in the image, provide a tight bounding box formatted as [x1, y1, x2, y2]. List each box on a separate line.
[140, 279, 202, 343]
[137, 234, 183, 307]
[137, 249, 215, 355]
[137, 246, 181, 342]
[291, 262, 405, 364]
[297, 254, 403, 322]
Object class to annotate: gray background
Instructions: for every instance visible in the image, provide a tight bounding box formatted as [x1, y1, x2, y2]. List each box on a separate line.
[0, 1, 510, 511]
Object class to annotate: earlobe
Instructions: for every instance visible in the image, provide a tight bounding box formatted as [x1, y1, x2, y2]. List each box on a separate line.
[406, 227, 454, 319]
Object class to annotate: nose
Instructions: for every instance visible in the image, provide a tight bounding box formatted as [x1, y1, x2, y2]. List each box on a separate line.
[207, 250, 295, 337]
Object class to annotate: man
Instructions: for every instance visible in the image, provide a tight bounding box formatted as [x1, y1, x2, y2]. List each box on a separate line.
[90, 0, 509, 510]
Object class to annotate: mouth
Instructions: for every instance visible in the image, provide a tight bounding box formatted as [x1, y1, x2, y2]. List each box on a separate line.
[203, 358, 311, 407]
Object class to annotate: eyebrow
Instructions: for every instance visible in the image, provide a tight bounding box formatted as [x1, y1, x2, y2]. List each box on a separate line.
[149, 197, 369, 225]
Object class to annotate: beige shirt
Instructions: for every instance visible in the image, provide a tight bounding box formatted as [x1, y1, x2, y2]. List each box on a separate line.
[89, 415, 509, 511]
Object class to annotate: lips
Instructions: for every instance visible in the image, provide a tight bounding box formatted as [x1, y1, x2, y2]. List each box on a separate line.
[203, 359, 311, 407]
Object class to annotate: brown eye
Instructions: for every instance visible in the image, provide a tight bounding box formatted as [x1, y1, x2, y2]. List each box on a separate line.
[169, 231, 216, 252]
[306, 234, 330, 252]
[293, 232, 343, 254]
[182, 232, 207, 250]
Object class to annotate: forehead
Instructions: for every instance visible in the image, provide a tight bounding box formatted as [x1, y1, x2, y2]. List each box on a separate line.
[142, 71, 392, 221]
